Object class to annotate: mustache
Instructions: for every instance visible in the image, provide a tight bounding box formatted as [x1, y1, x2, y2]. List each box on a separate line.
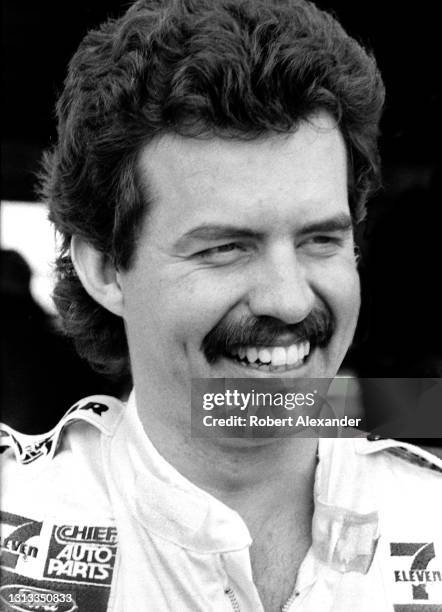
[202, 308, 335, 363]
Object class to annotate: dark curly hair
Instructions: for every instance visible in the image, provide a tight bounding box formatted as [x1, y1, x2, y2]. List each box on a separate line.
[40, 0, 385, 380]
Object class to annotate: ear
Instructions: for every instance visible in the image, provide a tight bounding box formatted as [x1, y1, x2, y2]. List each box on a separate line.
[70, 235, 124, 317]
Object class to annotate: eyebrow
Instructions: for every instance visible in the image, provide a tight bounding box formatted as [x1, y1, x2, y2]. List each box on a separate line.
[174, 226, 261, 250]
[174, 213, 353, 249]
[298, 213, 353, 235]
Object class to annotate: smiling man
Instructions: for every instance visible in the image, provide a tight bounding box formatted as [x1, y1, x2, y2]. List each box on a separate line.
[1, 1, 442, 611]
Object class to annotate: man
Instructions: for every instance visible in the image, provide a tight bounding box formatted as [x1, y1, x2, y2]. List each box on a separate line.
[1, 1, 441, 611]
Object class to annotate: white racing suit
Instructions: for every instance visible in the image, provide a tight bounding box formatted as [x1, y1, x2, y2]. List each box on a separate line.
[1, 392, 442, 612]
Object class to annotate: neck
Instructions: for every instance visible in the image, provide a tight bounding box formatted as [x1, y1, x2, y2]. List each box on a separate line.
[190, 436, 318, 531]
[134, 386, 318, 522]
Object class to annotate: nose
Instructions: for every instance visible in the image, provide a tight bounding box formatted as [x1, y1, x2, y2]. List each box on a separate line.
[247, 245, 315, 325]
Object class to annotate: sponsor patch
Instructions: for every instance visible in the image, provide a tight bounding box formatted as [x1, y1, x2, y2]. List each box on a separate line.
[0, 511, 43, 570]
[389, 542, 442, 611]
[43, 524, 118, 586]
[1, 515, 118, 612]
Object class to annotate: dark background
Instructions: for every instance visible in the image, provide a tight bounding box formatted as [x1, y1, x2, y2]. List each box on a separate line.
[1, 1, 441, 432]
[3, 0, 440, 198]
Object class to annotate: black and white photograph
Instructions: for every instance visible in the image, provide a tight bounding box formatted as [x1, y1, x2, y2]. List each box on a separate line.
[1, 1, 442, 611]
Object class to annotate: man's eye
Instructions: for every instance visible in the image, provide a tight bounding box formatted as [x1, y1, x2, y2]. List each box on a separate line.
[300, 235, 344, 254]
[195, 243, 246, 262]
[310, 235, 335, 244]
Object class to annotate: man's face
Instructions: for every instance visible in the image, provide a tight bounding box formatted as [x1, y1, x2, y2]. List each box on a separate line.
[119, 113, 360, 406]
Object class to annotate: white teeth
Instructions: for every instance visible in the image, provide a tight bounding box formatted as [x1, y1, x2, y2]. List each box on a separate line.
[246, 347, 259, 363]
[287, 344, 299, 365]
[231, 340, 310, 368]
[257, 348, 272, 363]
[298, 343, 305, 361]
[270, 347, 286, 367]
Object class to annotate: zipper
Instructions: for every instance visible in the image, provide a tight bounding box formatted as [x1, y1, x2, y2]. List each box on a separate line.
[225, 586, 241, 611]
[281, 590, 299, 612]
[225, 584, 299, 612]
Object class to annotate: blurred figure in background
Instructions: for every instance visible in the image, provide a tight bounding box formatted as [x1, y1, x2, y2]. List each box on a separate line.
[0, 248, 125, 433]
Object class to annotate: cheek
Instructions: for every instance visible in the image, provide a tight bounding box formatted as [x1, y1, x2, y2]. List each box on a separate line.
[124, 269, 244, 349]
[313, 259, 360, 325]
[345, 266, 361, 315]
[331, 267, 361, 341]
[169, 274, 243, 342]
[339, 266, 360, 308]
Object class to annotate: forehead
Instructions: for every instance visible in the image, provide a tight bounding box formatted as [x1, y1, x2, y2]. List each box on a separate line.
[137, 113, 349, 236]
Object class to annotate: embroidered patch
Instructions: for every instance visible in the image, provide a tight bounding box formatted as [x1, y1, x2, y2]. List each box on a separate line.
[0, 511, 43, 570]
[43, 524, 118, 586]
[389, 542, 442, 611]
[1, 513, 118, 612]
